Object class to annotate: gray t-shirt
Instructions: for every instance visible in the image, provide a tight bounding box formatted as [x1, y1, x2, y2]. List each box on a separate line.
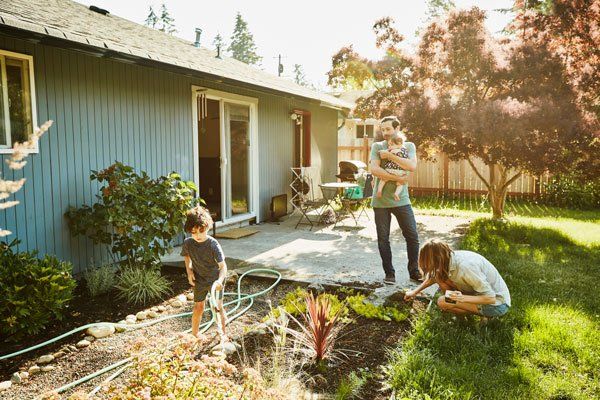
[448, 250, 511, 306]
[180, 236, 224, 280]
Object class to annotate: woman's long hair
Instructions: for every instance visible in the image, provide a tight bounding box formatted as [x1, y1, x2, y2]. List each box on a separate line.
[418, 239, 453, 282]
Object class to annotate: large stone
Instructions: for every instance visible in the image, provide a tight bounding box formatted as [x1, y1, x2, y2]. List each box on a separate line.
[76, 339, 91, 348]
[52, 351, 65, 359]
[84, 335, 96, 342]
[86, 323, 115, 339]
[10, 372, 21, 384]
[41, 365, 55, 372]
[115, 323, 127, 333]
[37, 354, 54, 364]
[0, 381, 11, 391]
[28, 366, 41, 375]
[147, 310, 158, 318]
[151, 306, 159, 312]
[157, 305, 167, 312]
[212, 341, 237, 356]
[176, 294, 187, 303]
[135, 311, 148, 321]
[19, 372, 29, 381]
[170, 300, 183, 308]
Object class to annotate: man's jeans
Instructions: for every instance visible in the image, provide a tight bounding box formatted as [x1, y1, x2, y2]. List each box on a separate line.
[374, 205, 420, 278]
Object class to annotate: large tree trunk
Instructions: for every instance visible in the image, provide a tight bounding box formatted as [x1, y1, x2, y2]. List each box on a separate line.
[466, 158, 522, 220]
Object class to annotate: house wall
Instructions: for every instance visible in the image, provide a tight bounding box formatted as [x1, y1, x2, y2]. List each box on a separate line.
[0, 34, 338, 272]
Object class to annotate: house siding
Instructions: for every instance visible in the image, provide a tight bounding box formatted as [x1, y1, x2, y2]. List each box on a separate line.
[0, 35, 338, 272]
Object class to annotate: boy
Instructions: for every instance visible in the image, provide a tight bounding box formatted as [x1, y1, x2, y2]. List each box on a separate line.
[181, 206, 228, 339]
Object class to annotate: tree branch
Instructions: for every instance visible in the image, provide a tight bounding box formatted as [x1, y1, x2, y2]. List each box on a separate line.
[466, 157, 491, 190]
[502, 171, 522, 191]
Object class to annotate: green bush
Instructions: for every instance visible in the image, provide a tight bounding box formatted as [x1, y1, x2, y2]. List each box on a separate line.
[65, 162, 199, 269]
[83, 263, 117, 297]
[115, 267, 172, 305]
[271, 287, 349, 320]
[542, 172, 600, 210]
[0, 241, 76, 341]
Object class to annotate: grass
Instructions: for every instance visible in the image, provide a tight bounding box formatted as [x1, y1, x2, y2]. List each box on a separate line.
[384, 210, 600, 399]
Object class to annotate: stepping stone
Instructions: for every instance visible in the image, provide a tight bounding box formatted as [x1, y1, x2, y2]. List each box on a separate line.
[0, 381, 11, 392]
[37, 354, 54, 364]
[147, 311, 158, 318]
[86, 323, 115, 339]
[28, 366, 41, 375]
[136, 311, 148, 321]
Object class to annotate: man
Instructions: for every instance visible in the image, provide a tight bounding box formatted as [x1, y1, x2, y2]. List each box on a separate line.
[370, 116, 421, 284]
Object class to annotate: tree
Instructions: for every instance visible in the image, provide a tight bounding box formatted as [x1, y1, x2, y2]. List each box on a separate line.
[328, 9, 595, 219]
[213, 33, 227, 54]
[510, 0, 600, 121]
[293, 64, 312, 88]
[228, 12, 262, 65]
[1, 121, 52, 237]
[144, 4, 176, 34]
[426, 0, 456, 19]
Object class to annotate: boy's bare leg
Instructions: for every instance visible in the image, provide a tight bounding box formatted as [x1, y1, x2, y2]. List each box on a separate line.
[218, 299, 228, 340]
[376, 178, 386, 198]
[192, 300, 205, 337]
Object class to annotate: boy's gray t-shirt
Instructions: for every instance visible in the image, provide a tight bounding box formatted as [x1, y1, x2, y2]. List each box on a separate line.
[180, 236, 224, 280]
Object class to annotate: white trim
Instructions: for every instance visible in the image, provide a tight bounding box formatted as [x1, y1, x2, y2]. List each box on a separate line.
[191, 85, 260, 224]
[0, 49, 38, 154]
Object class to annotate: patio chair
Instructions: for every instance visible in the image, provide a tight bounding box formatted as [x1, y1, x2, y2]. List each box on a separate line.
[294, 176, 327, 230]
[338, 173, 373, 226]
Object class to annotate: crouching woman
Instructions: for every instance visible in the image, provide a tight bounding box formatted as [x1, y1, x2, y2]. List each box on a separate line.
[405, 239, 511, 318]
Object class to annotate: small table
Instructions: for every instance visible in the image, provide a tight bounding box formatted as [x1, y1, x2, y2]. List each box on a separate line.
[318, 182, 359, 224]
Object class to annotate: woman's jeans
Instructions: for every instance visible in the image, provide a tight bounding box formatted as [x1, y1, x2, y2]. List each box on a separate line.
[374, 205, 420, 278]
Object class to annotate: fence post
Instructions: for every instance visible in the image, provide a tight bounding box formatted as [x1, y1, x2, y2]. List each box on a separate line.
[363, 136, 369, 166]
[443, 153, 449, 196]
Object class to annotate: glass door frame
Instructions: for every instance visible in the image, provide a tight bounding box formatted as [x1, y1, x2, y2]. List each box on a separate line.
[191, 85, 259, 226]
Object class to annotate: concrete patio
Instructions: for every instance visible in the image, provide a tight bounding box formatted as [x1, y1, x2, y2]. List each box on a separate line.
[163, 209, 469, 298]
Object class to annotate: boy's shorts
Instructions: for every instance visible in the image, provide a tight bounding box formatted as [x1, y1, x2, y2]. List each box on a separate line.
[477, 303, 509, 317]
[193, 274, 216, 302]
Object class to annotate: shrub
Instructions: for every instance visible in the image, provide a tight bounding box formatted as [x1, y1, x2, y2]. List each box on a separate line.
[271, 287, 349, 321]
[115, 267, 172, 305]
[335, 370, 371, 400]
[65, 162, 199, 268]
[346, 291, 410, 322]
[83, 263, 117, 297]
[542, 172, 600, 210]
[0, 240, 75, 341]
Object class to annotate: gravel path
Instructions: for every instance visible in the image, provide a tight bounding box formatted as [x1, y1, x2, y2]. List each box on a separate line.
[0, 278, 297, 400]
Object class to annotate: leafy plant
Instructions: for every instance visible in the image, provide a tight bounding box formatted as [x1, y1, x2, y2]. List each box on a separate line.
[346, 291, 410, 322]
[282, 292, 347, 364]
[83, 263, 117, 297]
[542, 172, 600, 210]
[65, 162, 199, 269]
[270, 287, 349, 321]
[335, 370, 371, 400]
[115, 267, 172, 305]
[0, 240, 75, 341]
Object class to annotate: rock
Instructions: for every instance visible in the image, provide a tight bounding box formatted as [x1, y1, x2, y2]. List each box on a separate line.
[186, 292, 194, 301]
[307, 282, 325, 294]
[125, 317, 137, 325]
[115, 324, 127, 333]
[68, 345, 78, 352]
[19, 372, 29, 381]
[28, 366, 41, 375]
[212, 341, 237, 355]
[52, 351, 65, 359]
[157, 305, 167, 312]
[176, 294, 187, 303]
[41, 365, 55, 372]
[147, 311, 158, 318]
[86, 323, 115, 339]
[0, 381, 11, 391]
[37, 354, 54, 364]
[171, 300, 183, 308]
[225, 270, 239, 285]
[151, 306, 159, 312]
[11, 372, 21, 384]
[136, 311, 148, 321]
[76, 339, 91, 348]
[84, 335, 96, 342]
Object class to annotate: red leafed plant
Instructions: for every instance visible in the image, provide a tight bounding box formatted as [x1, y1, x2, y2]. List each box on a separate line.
[282, 292, 347, 364]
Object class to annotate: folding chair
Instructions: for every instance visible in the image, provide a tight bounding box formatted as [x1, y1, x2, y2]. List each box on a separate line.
[339, 173, 373, 226]
[294, 176, 327, 230]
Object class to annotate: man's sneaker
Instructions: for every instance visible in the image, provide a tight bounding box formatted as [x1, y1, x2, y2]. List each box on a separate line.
[384, 275, 396, 285]
[409, 272, 424, 283]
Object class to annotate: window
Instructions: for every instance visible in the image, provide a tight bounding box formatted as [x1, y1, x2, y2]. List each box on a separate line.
[355, 123, 374, 139]
[0, 49, 36, 152]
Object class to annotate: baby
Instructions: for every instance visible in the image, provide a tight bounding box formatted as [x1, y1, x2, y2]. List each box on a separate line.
[377, 132, 409, 201]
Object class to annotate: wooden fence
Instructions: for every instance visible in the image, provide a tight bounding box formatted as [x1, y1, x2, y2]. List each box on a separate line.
[337, 140, 550, 198]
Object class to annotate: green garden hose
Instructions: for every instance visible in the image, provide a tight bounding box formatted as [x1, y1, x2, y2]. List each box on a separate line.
[0, 268, 282, 396]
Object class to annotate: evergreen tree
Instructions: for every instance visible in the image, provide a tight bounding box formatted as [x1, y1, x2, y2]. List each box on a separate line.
[213, 33, 227, 54]
[158, 4, 176, 34]
[228, 12, 262, 65]
[144, 6, 159, 29]
[293, 64, 310, 87]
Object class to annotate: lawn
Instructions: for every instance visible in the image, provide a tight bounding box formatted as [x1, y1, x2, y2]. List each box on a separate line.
[385, 201, 600, 399]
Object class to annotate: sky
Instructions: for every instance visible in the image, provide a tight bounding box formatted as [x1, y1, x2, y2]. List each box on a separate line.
[74, 0, 515, 90]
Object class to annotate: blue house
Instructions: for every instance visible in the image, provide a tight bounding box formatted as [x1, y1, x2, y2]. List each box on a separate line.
[0, 0, 352, 272]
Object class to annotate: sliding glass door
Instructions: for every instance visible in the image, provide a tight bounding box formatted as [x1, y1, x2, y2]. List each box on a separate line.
[224, 102, 250, 218]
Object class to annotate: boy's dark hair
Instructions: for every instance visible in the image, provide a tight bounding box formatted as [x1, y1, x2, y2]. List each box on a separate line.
[184, 206, 214, 233]
[380, 116, 401, 129]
